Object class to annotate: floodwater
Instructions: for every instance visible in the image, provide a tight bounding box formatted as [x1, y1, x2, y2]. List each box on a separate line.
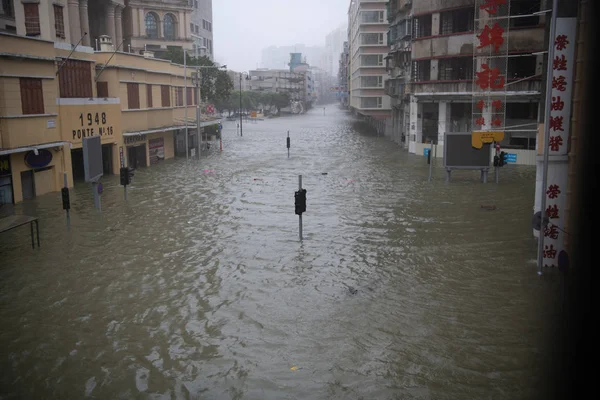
[1, 106, 562, 399]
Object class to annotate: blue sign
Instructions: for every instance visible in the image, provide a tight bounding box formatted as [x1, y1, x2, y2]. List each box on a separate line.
[24, 149, 53, 169]
[424, 148, 430, 157]
[504, 153, 517, 163]
[218, 123, 223, 130]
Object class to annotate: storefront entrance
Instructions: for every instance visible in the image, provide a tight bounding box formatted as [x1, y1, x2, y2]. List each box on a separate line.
[71, 144, 114, 181]
[127, 144, 147, 169]
[0, 155, 13, 205]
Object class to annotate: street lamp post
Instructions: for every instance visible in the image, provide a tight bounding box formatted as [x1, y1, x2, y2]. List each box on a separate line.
[239, 72, 249, 137]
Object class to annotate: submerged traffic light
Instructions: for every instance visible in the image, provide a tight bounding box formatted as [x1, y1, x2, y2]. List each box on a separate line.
[120, 167, 134, 186]
[499, 151, 506, 167]
[61, 187, 70, 210]
[295, 189, 307, 215]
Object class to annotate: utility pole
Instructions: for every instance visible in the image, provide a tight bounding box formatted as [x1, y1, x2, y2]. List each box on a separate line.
[184, 49, 188, 160]
[239, 73, 243, 137]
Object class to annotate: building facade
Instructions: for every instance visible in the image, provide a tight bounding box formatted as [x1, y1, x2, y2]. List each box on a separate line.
[247, 69, 305, 102]
[347, 0, 392, 120]
[188, 0, 213, 60]
[385, 0, 412, 147]
[325, 24, 348, 77]
[338, 41, 350, 107]
[0, 0, 216, 205]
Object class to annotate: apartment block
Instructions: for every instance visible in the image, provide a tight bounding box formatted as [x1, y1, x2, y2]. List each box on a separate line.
[347, 0, 392, 120]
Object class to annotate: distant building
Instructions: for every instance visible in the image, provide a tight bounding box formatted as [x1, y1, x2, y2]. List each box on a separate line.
[347, 0, 392, 120]
[325, 24, 347, 77]
[261, 44, 327, 71]
[248, 69, 305, 102]
[228, 70, 250, 92]
[188, 0, 213, 60]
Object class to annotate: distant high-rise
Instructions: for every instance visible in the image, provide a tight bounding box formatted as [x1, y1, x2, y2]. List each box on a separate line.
[261, 44, 327, 71]
[325, 24, 347, 77]
[189, 0, 213, 60]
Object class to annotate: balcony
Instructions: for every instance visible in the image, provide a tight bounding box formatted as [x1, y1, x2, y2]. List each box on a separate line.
[411, 79, 542, 100]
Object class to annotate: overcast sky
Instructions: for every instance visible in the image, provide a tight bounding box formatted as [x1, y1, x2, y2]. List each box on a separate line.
[213, 0, 349, 71]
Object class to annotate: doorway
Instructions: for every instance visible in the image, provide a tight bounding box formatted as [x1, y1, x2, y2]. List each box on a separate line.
[20, 170, 35, 200]
[101, 144, 113, 174]
[127, 144, 147, 169]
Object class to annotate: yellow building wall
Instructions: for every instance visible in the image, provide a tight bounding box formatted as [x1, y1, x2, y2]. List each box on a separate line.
[59, 102, 122, 149]
[9, 147, 67, 203]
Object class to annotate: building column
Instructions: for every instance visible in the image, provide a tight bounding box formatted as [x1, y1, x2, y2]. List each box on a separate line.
[67, 0, 81, 45]
[79, 0, 90, 46]
[105, 2, 116, 44]
[438, 102, 448, 146]
[409, 95, 422, 154]
[115, 5, 123, 48]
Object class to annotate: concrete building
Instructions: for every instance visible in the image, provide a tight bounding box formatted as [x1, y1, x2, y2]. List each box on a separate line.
[325, 24, 348, 77]
[227, 71, 250, 92]
[0, 0, 217, 205]
[188, 0, 213, 60]
[0, 0, 195, 57]
[247, 69, 305, 102]
[385, 0, 412, 147]
[392, 0, 546, 160]
[261, 44, 327, 71]
[347, 0, 392, 121]
[338, 41, 350, 107]
[125, 0, 194, 57]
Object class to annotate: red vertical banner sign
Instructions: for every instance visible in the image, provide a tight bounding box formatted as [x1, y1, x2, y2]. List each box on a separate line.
[542, 18, 576, 268]
[472, 0, 510, 137]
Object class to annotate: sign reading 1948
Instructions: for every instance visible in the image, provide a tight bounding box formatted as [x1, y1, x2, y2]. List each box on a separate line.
[73, 112, 114, 140]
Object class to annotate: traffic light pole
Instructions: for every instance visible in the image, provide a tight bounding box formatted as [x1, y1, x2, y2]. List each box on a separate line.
[63, 173, 70, 229]
[298, 175, 303, 241]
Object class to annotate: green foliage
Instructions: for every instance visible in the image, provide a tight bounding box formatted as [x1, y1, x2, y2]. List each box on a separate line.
[159, 47, 233, 106]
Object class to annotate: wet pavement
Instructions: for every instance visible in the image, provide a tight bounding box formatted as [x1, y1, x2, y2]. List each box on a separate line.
[1, 106, 562, 399]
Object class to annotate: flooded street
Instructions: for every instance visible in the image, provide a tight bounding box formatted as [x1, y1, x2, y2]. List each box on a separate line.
[1, 106, 560, 399]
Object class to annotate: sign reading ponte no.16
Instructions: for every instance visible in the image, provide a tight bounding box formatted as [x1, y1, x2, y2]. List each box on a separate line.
[73, 111, 114, 140]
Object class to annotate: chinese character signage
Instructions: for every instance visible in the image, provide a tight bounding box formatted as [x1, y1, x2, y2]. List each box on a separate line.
[548, 18, 576, 157]
[472, 0, 510, 136]
[542, 18, 576, 268]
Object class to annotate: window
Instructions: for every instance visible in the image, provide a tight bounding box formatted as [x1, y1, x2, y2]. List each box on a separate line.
[360, 97, 382, 108]
[413, 15, 432, 38]
[361, 54, 383, 66]
[24, 3, 40, 36]
[361, 76, 383, 87]
[190, 22, 194, 33]
[147, 84, 153, 108]
[510, 0, 541, 28]
[506, 102, 538, 119]
[508, 55, 537, 79]
[2, 0, 14, 18]
[161, 85, 170, 107]
[53, 5, 65, 38]
[438, 57, 473, 80]
[145, 12, 158, 39]
[187, 87, 193, 105]
[20, 78, 44, 114]
[361, 33, 383, 45]
[195, 0, 198, 7]
[361, 11, 383, 23]
[440, 8, 474, 35]
[412, 60, 431, 82]
[58, 60, 93, 98]
[164, 13, 176, 40]
[97, 81, 108, 97]
[174, 87, 183, 106]
[127, 83, 140, 109]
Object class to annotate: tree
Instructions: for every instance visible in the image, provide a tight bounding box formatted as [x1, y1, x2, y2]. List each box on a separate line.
[159, 47, 233, 106]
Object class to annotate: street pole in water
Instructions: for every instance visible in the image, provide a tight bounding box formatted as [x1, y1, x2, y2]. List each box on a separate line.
[298, 175, 303, 241]
[184, 49, 188, 160]
[428, 143, 433, 182]
[64, 173, 70, 229]
[287, 130, 290, 158]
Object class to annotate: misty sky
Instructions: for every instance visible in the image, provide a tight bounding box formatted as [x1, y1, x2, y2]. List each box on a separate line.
[213, 0, 349, 71]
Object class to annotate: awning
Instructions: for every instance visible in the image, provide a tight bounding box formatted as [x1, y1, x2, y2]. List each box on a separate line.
[0, 141, 70, 156]
[122, 120, 223, 137]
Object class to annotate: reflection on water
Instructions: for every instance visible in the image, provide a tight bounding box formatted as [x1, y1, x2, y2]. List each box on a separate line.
[1, 107, 561, 399]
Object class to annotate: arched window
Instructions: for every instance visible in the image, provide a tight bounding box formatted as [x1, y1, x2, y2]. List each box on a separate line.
[145, 12, 158, 39]
[164, 14, 176, 40]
